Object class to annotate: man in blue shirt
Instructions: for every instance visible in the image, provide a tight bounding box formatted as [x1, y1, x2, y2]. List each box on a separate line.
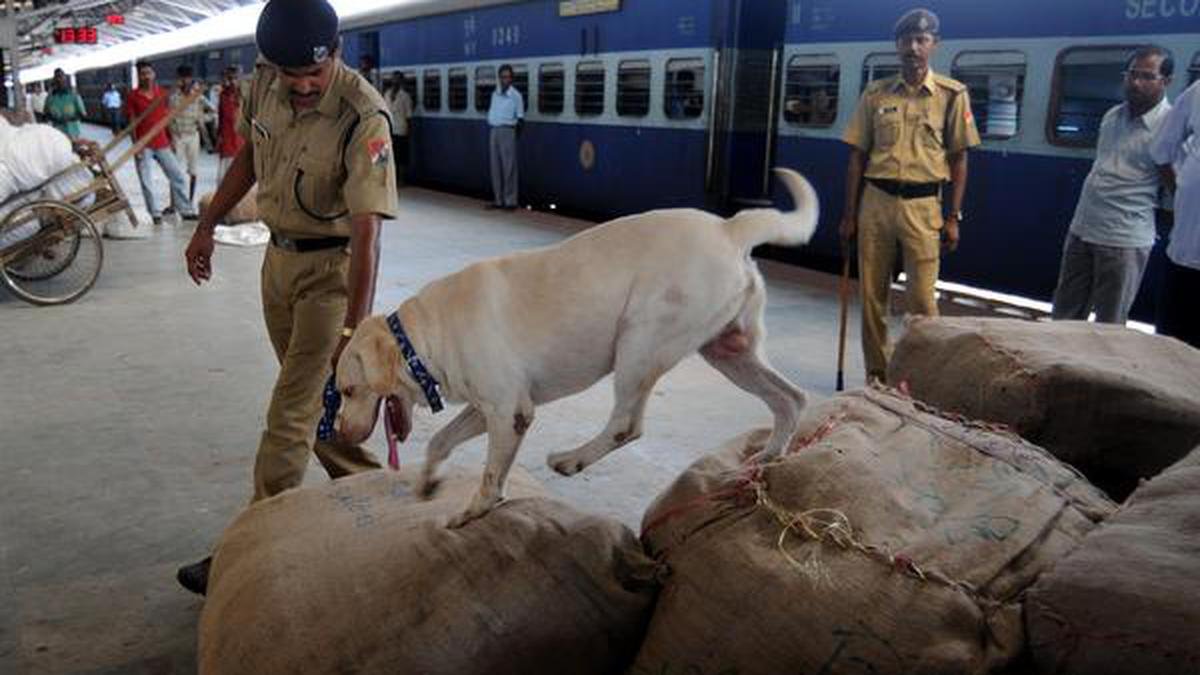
[486, 64, 523, 210]
[1051, 46, 1172, 325]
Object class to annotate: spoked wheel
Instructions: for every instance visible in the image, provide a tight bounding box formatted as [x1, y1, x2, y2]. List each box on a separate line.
[0, 199, 103, 306]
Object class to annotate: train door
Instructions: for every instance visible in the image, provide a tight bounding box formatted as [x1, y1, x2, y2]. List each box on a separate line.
[357, 31, 381, 89]
[708, 0, 789, 210]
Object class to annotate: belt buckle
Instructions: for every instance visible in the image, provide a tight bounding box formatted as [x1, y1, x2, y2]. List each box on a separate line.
[271, 232, 298, 251]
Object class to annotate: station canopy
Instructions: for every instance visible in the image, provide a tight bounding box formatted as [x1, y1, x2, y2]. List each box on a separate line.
[2, 0, 418, 82]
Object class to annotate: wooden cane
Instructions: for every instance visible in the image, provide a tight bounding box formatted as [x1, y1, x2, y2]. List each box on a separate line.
[836, 244, 852, 392]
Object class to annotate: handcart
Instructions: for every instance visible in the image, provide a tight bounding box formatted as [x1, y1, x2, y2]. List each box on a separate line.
[0, 88, 202, 305]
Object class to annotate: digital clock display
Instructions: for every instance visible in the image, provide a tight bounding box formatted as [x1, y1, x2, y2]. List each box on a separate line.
[54, 27, 99, 45]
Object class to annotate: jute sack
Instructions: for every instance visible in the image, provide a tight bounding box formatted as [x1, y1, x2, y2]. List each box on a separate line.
[198, 185, 258, 224]
[888, 317, 1200, 498]
[199, 466, 659, 675]
[1025, 447, 1200, 675]
[633, 387, 1115, 675]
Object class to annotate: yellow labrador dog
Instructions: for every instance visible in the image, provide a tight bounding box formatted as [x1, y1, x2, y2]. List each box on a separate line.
[336, 169, 818, 527]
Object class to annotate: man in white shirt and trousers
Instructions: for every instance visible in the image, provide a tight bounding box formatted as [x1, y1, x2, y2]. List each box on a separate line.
[1152, 65, 1200, 348]
[1051, 46, 1172, 325]
[486, 64, 523, 210]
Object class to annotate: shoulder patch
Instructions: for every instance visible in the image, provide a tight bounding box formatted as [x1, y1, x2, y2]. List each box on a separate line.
[367, 136, 391, 166]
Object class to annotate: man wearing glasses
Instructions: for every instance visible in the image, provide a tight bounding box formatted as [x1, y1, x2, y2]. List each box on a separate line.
[1051, 46, 1173, 325]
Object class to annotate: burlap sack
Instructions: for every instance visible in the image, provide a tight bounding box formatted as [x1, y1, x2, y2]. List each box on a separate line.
[199, 466, 659, 675]
[198, 185, 258, 225]
[633, 387, 1115, 675]
[1025, 447, 1200, 675]
[888, 317, 1200, 498]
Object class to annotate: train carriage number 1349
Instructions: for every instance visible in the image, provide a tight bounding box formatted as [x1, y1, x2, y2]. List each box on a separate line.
[493, 25, 521, 46]
[1126, 0, 1200, 19]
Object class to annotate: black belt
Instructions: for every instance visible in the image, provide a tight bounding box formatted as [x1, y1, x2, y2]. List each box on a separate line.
[868, 178, 942, 200]
[270, 232, 349, 253]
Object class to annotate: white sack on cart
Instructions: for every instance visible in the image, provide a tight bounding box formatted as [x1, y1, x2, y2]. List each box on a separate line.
[0, 115, 81, 200]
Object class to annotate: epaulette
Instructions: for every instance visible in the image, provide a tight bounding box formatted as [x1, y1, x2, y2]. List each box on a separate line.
[932, 73, 967, 94]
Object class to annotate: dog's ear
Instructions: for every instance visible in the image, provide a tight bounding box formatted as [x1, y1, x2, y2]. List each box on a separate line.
[363, 327, 404, 394]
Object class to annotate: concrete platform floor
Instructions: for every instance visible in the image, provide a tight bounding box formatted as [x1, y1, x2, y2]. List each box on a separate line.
[1, 126, 885, 674]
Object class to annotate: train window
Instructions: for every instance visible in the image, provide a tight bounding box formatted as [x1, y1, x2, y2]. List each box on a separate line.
[575, 61, 606, 116]
[617, 59, 651, 117]
[401, 70, 418, 107]
[423, 69, 442, 112]
[511, 65, 530, 112]
[861, 53, 900, 92]
[1190, 53, 1200, 84]
[783, 54, 839, 127]
[1049, 46, 1140, 147]
[664, 58, 705, 119]
[475, 66, 496, 113]
[448, 67, 468, 111]
[951, 51, 1026, 140]
[539, 63, 564, 114]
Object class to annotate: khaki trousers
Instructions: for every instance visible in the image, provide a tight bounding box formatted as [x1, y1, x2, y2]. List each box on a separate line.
[857, 183, 942, 382]
[253, 244, 380, 502]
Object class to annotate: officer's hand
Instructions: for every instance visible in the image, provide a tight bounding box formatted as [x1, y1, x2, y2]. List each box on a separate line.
[942, 218, 960, 252]
[185, 226, 215, 285]
[839, 215, 857, 244]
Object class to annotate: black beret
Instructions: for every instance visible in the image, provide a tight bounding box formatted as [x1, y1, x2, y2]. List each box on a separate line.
[256, 0, 339, 68]
[894, 8, 940, 38]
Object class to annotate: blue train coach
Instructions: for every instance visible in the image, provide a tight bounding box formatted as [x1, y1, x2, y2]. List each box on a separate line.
[71, 0, 1200, 321]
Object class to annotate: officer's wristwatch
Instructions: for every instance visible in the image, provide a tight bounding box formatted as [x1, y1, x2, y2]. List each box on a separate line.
[949, 210, 965, 222]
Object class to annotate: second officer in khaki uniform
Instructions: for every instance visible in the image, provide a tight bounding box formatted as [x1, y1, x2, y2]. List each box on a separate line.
[840, 8, 981, 383]
[178, 0, 398, 595]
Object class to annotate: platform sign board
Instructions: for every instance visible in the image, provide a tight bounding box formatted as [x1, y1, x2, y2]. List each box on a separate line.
[559, 0, 620, 17]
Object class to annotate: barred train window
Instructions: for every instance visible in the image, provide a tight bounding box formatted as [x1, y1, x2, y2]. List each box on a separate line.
[423, 69, 441, 111]
[861, 53, 900, 92]
[475, 66, 496, 113]
[511, 64, 530, 112]
[1050, 46, 1140, 147]
[664, 58, 705, 119]
[539, 63, 564, 114]
[1190, 52, 1200, 84]
[784, 54, 839, 127]
[951, 51, 1026, 140]
[447, 67, 468, 111]
[401, 70, 418, 108]
[575, 61, 606, 116]
[617, 59, 651, 117]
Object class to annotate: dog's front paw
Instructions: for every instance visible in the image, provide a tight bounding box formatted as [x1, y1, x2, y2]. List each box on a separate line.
[445, 494, 502, 529]
[416, 475, 442, 500]
[547, 450, 588, 477]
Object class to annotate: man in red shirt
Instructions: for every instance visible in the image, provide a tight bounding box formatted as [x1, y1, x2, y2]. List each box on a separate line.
[125, 60, 195, 224]
[215, 65, 246, 183]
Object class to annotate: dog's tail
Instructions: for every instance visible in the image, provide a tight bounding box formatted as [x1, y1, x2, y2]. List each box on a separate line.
[724, 168, 819, 250]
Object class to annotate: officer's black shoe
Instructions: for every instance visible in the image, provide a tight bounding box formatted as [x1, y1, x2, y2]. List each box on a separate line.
[177, 556, 213, 596]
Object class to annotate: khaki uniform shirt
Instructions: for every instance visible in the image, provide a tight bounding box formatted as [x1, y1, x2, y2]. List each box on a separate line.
[843, 70, 981, 183]
[239, 60, 399, 238]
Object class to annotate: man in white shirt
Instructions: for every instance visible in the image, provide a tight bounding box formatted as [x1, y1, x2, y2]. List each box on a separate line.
[385, 74, 413, 185]
[101, 84, 123, 134]
[1051, 46, 1173, 325]
[31, 85, 47, 123]
[1152, 75, 1200, 347]
[486, 64, 523, 210]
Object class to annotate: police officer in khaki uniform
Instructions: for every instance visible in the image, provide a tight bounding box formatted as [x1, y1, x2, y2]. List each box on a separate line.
[177, 0, 398, 595]
[839, 8, 981, 384]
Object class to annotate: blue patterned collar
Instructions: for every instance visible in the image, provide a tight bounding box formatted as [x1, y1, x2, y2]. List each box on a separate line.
[387, 311, 444, 413]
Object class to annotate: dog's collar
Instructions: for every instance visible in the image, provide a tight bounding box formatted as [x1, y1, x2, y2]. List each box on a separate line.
[387, 311, 444, 413]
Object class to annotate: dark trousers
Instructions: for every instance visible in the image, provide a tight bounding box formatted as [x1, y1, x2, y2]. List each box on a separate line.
[391, 134, 409, 185]
[1156, 257, 1200, 348]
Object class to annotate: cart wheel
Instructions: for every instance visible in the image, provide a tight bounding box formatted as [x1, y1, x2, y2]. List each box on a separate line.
[0, 200, 103, 306]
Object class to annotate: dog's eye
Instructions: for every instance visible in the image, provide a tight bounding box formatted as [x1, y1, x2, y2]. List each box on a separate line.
[343, 387, 354, 399]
